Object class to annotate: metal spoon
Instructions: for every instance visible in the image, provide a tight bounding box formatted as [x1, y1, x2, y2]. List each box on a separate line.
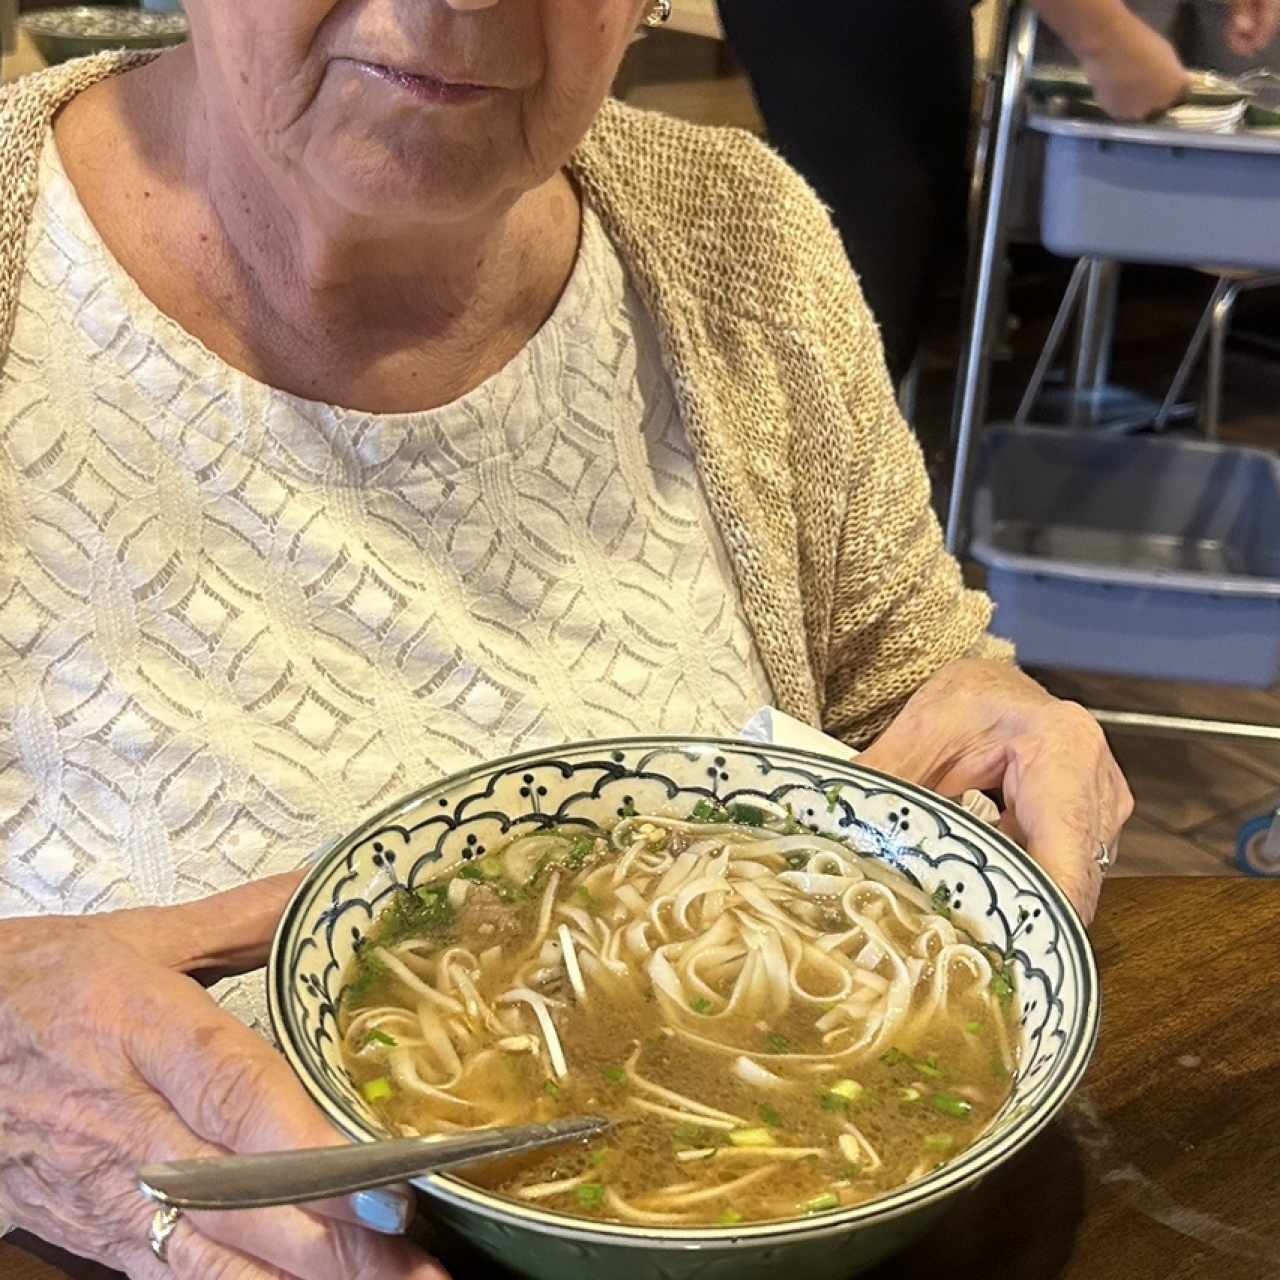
[138, 1116, 610, 1212]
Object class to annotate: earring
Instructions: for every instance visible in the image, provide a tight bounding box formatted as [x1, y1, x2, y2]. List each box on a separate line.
[644, 0, 672, 26]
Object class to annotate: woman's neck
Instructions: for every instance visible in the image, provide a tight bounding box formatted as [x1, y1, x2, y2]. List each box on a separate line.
[53, 51, 583, 414]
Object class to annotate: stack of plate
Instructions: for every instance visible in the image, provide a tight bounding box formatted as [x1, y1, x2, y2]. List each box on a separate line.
[1165, 100, 1249, 133]
[1030, 64, 1252, 135]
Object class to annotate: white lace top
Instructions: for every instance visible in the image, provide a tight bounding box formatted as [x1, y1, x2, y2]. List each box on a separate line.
[0, 133, 772, 1030]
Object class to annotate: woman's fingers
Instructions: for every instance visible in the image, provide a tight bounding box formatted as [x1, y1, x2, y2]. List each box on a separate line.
[103, 870, 309, 979]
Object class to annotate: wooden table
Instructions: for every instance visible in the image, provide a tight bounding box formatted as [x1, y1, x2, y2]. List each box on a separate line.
[8, 878, 1279, 1280]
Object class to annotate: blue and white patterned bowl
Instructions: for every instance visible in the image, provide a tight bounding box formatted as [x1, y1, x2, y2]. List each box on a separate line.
[268, 737, 1099, 1280]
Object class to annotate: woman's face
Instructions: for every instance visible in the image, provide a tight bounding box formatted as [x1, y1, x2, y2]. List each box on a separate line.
[184, 0, 650, 223]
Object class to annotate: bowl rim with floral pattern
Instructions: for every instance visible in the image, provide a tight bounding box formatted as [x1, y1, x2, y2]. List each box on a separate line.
[268, 735, 1100, 1246]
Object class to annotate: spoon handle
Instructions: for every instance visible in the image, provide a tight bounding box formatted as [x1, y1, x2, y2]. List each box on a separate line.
[139, 1116, 609, 1212]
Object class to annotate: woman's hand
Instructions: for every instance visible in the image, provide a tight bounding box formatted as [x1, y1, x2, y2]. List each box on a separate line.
[1079, 10, 1190, 120]
[0, 874, 449, 1280]
[1226, 0, 1280, 56]
[858, 660, 1133, 924]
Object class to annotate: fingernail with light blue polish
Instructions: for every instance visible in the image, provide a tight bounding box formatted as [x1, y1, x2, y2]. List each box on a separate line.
[352, 1186, 414, 1235]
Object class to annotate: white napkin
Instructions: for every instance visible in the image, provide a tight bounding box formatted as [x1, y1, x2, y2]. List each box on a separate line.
[739, 706, 1001, 826]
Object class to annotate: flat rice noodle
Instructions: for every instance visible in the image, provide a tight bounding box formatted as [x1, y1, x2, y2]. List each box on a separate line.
[387, 1048, 475, 1111]
[604, 1189, 698, 1225]
[373, 948, 464, 1015]
[640, 1165, 777, 1208]
[777, 870, 863, 897]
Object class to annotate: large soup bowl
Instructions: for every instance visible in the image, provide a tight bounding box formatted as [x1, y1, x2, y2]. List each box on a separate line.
[269, 737, 1099, 1280]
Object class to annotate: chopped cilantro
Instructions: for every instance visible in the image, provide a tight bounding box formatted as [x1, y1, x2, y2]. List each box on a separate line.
[765, 1033, 792, 1054]
[690, 997, 713, 1015]
[783, 803, 803, 835]
[577, 1183, 606, 1210]
[726, 803, 766, 827]
[965, 1021, 983, 1036]
[458, 863, 486, 881]
[758, 1103, 783, 1127]
[826, 786, 842, 813]
[688, 798, 730, 824]
[375, 885, 454, 948]
[543, 1080, 563, 1100]
[619, 800, 638, 819]
[603, 1066, 626, 1085]
[342, 953, 389, 1009]
[591, 1149, 610, 1167]
[930, 883, 953, 918]
[820, 1091, 849, 1114]
[989, 969, 1016, 1006]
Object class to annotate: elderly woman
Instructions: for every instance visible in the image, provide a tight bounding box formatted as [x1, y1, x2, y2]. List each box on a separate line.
[0, 2, 1130, 1277]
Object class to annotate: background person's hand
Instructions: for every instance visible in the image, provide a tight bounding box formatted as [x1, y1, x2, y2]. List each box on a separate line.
[1080, 10, 1190, 120]
[858, 660, 1133, 924]
[1226, 0, 1280, 56]
[0, 874, 449, 1280]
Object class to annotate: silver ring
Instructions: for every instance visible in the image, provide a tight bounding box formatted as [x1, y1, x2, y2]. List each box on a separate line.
[1095, 841, 1115, 875]
[645, 0, 673, 26]
[149, 1206, 182, 1264]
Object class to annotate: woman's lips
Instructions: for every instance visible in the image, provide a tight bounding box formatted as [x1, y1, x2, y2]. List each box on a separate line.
[352, 60, 495, 104]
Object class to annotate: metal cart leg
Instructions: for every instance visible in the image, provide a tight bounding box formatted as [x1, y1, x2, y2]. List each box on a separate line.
[1204, 281, 1240, 439]
[1154, 278, 1229, 430]
[1070, 259, 1121, 414]
[1014, 257, 1092, 428]
[946, 0, 1038, 555]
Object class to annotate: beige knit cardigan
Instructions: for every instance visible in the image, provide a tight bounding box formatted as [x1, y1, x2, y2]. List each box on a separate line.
[0, 53, 1008, 747]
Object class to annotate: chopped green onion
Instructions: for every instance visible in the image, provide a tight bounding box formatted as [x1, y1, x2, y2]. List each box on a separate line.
[765, 1033, 792, 1054]
[361, 1077, 393, 1104]
[825, 787, 842, 813]
[930, 1092, 974, 1119]
[364, 1030, 397, 1049]
[896, 1087, 921, 1103]
[719, 1208, 744, 1226]
[576, 1183, 606, 1209]
[965, 1021, 983, 1035]
[591, 1149, 610, 1167]
[758, 1103, 784, 1127]
[458, 864, 486, 881]
[543, 1080, 563, 1100]
[673, 1122, 705, 1145]
[799, 1192, 840, 1214]
[829, 1079, 864, 1103]
[880, 1048, 909, 1068]
[930, 883, 952, 917]
[924, 1134, 956, 1151]
[728, 1128, 776, 1148]
[690, 997, 713, 1015]
[917, 1054, 943, 1080]
[782, 804, 803, 835]
[603, 1067, 626, 1085]
[820, 1091, 849, 1113]
[727, 803, 766, 827]
[990, 969, 1016, 1006]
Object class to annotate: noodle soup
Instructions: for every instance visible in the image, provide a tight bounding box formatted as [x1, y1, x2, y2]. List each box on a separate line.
[339, 807, 1019, 1226]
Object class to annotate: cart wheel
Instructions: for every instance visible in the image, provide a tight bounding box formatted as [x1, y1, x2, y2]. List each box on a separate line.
[1235, 814, 1280, 878]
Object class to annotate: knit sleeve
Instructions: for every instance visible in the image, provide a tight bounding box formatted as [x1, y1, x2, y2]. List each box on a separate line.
[810, 217, 1014, 749]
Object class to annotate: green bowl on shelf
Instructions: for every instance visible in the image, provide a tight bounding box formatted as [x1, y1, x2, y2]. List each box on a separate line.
[20, 5, 188, 65]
